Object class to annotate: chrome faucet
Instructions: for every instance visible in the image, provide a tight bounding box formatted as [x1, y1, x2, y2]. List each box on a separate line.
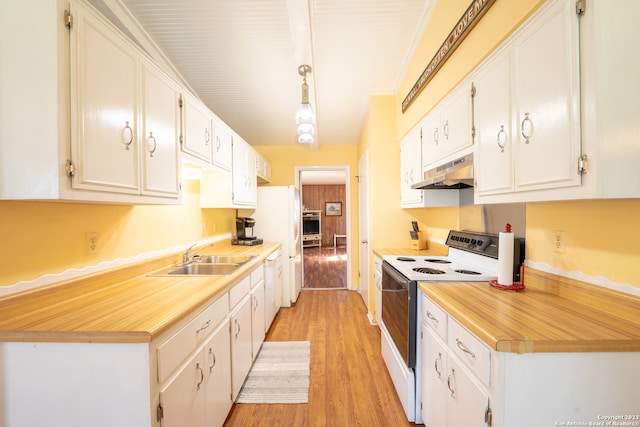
[182, 242, 212, 264]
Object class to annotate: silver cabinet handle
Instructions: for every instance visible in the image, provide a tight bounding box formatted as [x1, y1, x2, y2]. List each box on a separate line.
[433, 127, 439, 145]
[521, 112, 533, 144]
[234, 318, 241, 339]
[122, 121, 133, 150]
[496, 125, 506, 153]
[447, 368, 456, 397]
[147, 132, 157, 157]
[426, 311, 439, 325]
[443, 120, 449, 140]
[216, 135, 221, 151]
[196, 320, 211, 333]
[208, 347, 216, 373]
[196, 362, 204, 390]
[456, 338, 476, 359]
[434, 351, 443, 379]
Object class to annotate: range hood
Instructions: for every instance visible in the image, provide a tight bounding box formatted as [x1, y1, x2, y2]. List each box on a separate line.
[411, 153, 474, 190]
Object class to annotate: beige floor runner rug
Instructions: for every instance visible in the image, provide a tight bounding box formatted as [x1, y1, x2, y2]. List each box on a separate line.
[236, 341, 310, 404]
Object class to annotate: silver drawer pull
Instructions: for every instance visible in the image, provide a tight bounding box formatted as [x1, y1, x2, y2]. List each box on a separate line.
[426, 311, 439, 325]
[196, 320, 211, 333]
[456, 338, 476, 359]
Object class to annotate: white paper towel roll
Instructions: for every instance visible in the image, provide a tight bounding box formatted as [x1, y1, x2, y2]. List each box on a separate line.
[498, 230, 514, 285]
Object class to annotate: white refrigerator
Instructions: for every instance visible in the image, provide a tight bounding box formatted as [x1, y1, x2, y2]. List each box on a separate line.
[252, 186, 302, 307]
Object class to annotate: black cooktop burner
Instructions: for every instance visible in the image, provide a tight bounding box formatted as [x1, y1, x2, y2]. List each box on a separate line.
[396, 257, 416, 262]
[455, 269, 481, 275]
[424, 259, 451, 264]
[413, 267, 446, 275]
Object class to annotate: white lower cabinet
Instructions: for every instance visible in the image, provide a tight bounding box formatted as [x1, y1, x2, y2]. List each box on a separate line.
[420, 292, 640, 427]
[204, 321, 233, 427]
[421, 324, 489, 427]
[251, 267, 266, 360]
[159, 319, 230, 427]
[230, 294, 252, 400]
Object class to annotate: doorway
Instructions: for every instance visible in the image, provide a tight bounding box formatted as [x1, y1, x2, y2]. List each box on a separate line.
[296, 167, 350, 290]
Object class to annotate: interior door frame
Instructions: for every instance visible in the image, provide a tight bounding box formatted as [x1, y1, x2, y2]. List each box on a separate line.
[295, 165, 352, 290]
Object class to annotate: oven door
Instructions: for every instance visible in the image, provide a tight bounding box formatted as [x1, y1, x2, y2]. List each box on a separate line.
[382, 261, 417, 369]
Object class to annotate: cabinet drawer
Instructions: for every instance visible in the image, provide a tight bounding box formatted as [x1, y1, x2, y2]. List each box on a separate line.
[250, 263, 264, 286]
[447, 318, 491, 386]
[422, 294, 448, 341]
[229, 274, 251, 309]
[157, 294, 229, 383]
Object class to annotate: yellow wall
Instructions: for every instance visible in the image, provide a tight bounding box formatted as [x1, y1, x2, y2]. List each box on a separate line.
[0, 180, 236, 287]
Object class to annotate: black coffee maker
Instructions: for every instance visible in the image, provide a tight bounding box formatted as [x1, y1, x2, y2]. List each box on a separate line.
[233, 217, 263, 246]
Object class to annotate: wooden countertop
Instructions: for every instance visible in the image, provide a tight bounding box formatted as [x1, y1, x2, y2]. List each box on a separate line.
[419, 268, 640, 353]
[0, 242, 281, 344]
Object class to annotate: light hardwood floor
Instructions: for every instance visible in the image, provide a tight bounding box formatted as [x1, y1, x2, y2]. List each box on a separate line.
[303, 247, 347, 289]
[224, 290, 419, 426]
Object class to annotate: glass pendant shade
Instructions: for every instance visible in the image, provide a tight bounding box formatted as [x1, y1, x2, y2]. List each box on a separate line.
[298, 133, 314, 144]
[296, 102, 315, 125]
[297, 123, 314, 136]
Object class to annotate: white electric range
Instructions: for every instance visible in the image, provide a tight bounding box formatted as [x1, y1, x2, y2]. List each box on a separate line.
[379, 230, 524, 423]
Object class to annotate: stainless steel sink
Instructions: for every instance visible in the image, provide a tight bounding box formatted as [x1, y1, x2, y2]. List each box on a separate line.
[195, 254, 256, 265]
[165, 263, 239, 276]
[147, 254, 257, 277]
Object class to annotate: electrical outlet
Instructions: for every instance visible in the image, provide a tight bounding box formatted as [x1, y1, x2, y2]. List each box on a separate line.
[86, 232, 98, 254]
[552, 230, 565, 253]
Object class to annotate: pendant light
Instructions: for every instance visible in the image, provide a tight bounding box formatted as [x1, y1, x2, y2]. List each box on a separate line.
[296, 64, 315, 144]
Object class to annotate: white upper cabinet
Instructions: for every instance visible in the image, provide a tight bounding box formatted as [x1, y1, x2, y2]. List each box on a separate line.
[400, 127, 424, 207]
[212, 118, 233, 172]
[422, 83, 473, 169]
[0, 0, 180, 203]
[140, 61, 181, 198]
[181, 92, 213, 164]
[474, 50, 514, 196]
[474, 0, 581, 204]
[232, 137, 258, 207]
[475, 0, 640, 203]
[71, 3, 140, 194]
[70, 1, 181, 202]
[511, 0, 581, 192]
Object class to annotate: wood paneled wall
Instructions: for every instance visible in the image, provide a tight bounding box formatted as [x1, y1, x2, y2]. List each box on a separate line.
[302, 185, 346, 247]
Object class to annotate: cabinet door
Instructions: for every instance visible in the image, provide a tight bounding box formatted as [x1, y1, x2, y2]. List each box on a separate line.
[71, 4, 139, 194]
[421, 326, 447, 427]
[230, 296, 253, 400]
[232, 138, 257, 207]
[400, 128, 423, 206]
[251, 281, 266, 359]
[446, 355, 489, 427]
[212, 119, 233, 172]
[475, 51, 514, 195]
[512, 0, 581, 191]
[159, 350, 206, 427]
[421, 111, 441, 168]
[204, 320, 232, 427]
[182, 93, 213, 163]
[141, 61, 180, 198]
[438, 85, 472, 159]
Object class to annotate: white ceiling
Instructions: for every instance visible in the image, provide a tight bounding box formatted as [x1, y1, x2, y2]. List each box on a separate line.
[89, 0, 434, 148]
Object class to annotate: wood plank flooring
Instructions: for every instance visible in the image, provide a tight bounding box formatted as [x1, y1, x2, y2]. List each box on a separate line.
[303, 247, 347, 289]
[224, 290, 419, 426]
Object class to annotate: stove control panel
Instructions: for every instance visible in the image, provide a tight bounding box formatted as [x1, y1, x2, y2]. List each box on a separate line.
[446, 230, 499, 257]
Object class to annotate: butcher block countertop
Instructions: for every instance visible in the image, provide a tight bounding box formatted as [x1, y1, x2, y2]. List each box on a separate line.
[0, 242, 281, 344]
[375, 247, 640, 353]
